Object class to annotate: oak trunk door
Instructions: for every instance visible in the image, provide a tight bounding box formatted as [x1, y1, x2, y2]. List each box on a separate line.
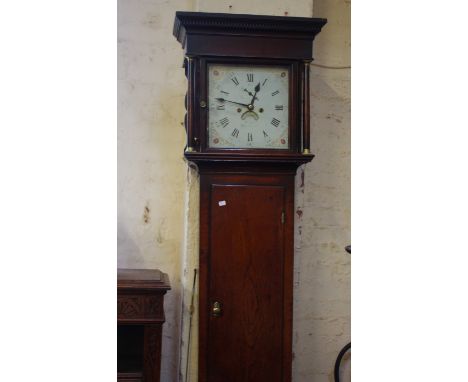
[208, 184, 285, 382]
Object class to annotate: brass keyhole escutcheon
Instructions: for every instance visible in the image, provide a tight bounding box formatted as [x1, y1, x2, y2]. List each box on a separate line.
[212, 301, 222, 317]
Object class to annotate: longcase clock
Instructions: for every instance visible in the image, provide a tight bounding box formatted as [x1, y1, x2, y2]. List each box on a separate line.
[173, 12, 326, 382]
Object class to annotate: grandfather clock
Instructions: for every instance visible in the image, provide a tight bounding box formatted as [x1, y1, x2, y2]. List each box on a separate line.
[173, 12, 326, 382]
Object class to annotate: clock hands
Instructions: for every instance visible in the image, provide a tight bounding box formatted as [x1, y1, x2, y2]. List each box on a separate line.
[216, 82, 262, 121]
[243, 88, 258, 101]
[250, 83, 261, 106]
[215, 98, 250, 108]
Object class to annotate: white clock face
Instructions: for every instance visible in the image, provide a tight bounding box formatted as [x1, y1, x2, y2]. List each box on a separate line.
[207, 64, 289, 149]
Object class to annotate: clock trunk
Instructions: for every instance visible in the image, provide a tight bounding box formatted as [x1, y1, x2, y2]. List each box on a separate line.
[199, 164, 295, 382]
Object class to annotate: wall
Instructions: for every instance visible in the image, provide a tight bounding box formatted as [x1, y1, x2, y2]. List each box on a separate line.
[117, 0, 192, 379]
[118, 0, 350, 381]
[293, 0, 351, 380]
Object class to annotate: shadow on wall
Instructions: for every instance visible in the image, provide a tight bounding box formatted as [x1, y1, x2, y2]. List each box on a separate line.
[117, 221, 145, 268]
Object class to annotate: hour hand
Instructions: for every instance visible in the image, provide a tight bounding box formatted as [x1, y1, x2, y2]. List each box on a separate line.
[243, 89, 258, 100]
[215, 98, 250, 107]
[250, 82, 261, 105]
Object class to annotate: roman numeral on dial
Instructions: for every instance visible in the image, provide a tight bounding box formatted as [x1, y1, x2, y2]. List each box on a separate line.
[231, 77, 239, 86]
[262, 78, 268, 86]
[271, 118, 280, 127]
[271, 90, 279, 96]
[263, 130, 269, 138]
[275, 105, 283, 110]
[219, 117, 229, 127]
[247, 73, 254, 82]
[247, 133, 253, 142]
[232, 128, 239, 138]
[217, 104, 225, 110]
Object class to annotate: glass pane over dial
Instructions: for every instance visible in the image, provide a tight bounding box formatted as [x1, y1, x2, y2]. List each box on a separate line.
[208, 64, 289, 149]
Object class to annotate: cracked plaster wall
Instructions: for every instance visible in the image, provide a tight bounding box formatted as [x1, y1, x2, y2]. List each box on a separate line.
[118, 1, 192, 380]
[293, 0, 351, 380]
[118, 0, 350, 381]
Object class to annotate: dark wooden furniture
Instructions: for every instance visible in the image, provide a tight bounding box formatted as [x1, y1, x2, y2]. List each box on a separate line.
[117, 269, 170, 382]
[173, 11, 326, 382]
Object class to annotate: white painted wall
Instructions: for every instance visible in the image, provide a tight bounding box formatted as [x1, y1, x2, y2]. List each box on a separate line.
[118, 0, 350, 381]
[117, 1, 192, 379]
[293, 1, 351, 380]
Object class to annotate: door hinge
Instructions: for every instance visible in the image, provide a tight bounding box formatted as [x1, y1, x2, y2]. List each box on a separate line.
[281, 211, 285, 224]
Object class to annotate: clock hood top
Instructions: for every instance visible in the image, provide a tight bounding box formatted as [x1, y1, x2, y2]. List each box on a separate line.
[173, 11, 327, 166]
[173, 11, 327, 60]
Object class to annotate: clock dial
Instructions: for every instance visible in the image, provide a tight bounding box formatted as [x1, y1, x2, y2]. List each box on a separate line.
[208, 64, 289, 149]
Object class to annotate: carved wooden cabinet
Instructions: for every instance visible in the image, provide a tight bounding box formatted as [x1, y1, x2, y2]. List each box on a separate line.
[117, 269, 170, 382]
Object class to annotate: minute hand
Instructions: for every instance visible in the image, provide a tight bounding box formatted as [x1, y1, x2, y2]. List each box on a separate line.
[215, 98, 250, 107]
